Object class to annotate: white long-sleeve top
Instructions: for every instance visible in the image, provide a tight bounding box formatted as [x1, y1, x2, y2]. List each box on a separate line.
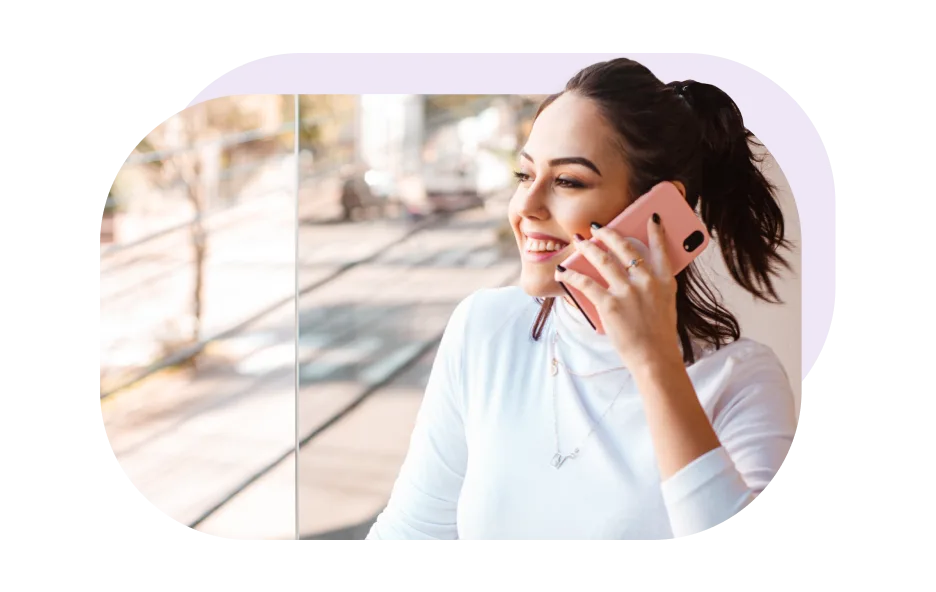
[366, 286, 797, 539]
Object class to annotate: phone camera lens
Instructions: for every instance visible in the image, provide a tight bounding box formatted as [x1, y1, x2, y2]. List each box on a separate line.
[683, 230, 705, 252]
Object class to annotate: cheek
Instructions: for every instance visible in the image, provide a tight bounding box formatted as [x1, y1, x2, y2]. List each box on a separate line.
[549, 202, 597, 235]
[559, 192, 626, 230]
[506, 196, 523, 226]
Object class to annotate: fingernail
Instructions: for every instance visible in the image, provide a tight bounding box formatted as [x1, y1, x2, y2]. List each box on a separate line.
[573, 233, 584, 242]
[652, 213, 660, 224]
[590, 222, 602, 230]
[556, 264, 566, 272]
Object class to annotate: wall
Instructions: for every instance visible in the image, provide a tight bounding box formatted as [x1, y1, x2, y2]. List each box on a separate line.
[694, 141, 802, 417]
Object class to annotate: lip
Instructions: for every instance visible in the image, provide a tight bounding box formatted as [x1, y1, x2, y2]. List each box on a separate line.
[520, 230, 570, 263]
[522, 231, 568, 242]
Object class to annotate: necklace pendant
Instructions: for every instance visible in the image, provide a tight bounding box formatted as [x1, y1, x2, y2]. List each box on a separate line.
[551, 448, 581, 469]
[550, 358, 558, 377]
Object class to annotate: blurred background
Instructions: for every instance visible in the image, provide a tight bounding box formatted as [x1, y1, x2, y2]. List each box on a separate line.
[100, 94, 545, 540]
[101, 95, 298, 540]
[292, 95, 540, 539]
[100, 92, 801, 541]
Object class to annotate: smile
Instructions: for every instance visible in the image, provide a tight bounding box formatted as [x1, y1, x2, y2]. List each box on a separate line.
[522, 234, 570, 263]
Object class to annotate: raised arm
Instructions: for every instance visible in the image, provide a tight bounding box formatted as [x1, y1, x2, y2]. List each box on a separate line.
[365, 294, 475, 540]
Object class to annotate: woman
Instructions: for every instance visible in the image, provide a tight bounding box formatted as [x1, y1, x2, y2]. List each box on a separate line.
[366, 57, 797, 539]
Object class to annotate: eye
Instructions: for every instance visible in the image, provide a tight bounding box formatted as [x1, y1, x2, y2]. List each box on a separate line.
[556, 177, 586, 189]
[513, 170, 532, 184]
[513, 171, 586, 189]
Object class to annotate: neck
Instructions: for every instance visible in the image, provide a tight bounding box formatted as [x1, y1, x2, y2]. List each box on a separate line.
[550, 292, 599, 342]
[549, 294, 630, 375]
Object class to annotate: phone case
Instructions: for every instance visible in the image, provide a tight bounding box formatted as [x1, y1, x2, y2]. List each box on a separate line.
[559, 181, 710, 334]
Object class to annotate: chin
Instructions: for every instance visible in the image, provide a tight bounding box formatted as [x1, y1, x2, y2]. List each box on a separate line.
[519, 270, 564, 299]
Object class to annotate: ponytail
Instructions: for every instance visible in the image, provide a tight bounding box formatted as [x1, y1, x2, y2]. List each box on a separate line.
[670, 80, 792, 303]
[526, 59, 793, 364]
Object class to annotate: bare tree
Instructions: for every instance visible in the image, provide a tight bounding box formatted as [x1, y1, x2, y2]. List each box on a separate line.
[135, 101, 219, 358]
[99, 95, 294, 395]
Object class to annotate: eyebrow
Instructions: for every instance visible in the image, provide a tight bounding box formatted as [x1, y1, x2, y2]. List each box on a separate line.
[520, 150, 602, 177]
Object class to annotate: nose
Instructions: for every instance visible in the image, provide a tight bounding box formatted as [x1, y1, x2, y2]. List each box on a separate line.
[514, 177, 550, 220]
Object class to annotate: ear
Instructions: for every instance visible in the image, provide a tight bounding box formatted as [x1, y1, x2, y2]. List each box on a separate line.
[671, 180, 687, 198]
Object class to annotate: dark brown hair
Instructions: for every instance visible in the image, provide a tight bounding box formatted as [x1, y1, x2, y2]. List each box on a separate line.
[530, 58, 792, 364]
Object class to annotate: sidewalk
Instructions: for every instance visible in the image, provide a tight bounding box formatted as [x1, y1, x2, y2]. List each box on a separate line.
[296, 345, 443, 540]
[102, 203, 520, 539]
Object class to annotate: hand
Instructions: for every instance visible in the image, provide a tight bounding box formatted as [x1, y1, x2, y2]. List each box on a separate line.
[555, 215, 682, 371]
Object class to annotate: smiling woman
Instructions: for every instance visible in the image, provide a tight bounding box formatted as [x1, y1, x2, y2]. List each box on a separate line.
[509, 93, 635, 300]
[366, 57, 798, 540]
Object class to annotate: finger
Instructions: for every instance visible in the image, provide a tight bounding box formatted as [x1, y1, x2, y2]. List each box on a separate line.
[555, 264, 609, 306]
[590, 222, 652, 284]
[647, 213, 675, 278]
[570, 232, 630, 289]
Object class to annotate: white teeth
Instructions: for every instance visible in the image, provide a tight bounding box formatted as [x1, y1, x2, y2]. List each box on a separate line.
[525, 237, 566, 252]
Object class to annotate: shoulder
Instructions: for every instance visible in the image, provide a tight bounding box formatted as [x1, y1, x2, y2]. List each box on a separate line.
[465, 285, 538, 314]
[692, 338, 798, 437]
[440, 286, 541, 368]
[689, 337, 794, 403]
[693, 338, 789, 379]
[440, 287, 540, 401]
[450, 285, 539, 335]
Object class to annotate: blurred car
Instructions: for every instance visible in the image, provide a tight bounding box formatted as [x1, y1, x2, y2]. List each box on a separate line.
[425, 163, 483, 212]
[339, 165, 386, 221]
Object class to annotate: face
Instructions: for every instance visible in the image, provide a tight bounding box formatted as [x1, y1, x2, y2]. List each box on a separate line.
[508, 92, 632, 298]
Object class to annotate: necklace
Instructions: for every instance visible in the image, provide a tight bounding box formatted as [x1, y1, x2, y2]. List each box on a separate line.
[548, 329, 629, 469]
[549, 331, 628, 378]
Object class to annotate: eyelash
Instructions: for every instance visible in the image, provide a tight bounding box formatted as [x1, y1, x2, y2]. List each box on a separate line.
[512, 171, 586, 189]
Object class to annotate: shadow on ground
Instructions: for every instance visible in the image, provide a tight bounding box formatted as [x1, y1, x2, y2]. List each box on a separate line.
[107, 299, 450, 458]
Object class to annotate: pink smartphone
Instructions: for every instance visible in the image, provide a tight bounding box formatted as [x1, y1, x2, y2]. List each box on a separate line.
[558, 181, 710, 334]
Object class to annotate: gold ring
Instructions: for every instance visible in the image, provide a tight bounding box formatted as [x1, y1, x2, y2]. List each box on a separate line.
[626, 257, 643, 270]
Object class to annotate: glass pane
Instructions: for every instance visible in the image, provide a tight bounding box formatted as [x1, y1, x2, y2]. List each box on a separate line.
[296, 94, 543, 538]
[100, 95, 297, 539]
